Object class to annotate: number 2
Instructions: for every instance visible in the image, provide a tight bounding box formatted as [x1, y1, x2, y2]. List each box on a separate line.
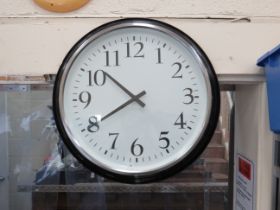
[172, 62, 183, 78]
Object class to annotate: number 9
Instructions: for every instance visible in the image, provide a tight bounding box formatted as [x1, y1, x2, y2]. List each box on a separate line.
[79, 91, 91, 109]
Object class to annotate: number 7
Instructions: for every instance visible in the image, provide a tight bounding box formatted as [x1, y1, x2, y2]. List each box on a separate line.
[109, 133, 119, 150]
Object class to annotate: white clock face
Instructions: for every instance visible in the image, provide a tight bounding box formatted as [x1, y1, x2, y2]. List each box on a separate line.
[54, 19, 219, 183]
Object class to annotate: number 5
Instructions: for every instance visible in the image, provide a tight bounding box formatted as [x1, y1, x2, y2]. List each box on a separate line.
[159, 131, 170, 149]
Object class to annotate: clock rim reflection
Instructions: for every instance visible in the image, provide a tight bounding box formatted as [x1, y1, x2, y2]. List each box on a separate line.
[53, 18, 220, 183]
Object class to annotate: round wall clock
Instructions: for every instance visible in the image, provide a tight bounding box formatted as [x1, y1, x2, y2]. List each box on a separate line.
[53, 18, 220, 183]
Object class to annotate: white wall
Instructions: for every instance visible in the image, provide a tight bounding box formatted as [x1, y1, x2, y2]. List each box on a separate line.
[0, 0, 279, 76]
[0, 18, 279, 76]
[1, 0, 280, 18]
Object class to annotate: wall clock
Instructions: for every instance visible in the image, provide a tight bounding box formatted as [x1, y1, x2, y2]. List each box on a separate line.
[53, 18, 220, 183]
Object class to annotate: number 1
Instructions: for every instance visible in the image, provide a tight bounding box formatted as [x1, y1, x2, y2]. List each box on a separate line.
[156, 48, 162, 64]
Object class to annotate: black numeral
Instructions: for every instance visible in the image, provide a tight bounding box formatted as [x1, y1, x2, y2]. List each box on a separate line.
[156, 48, 162, 64]
[88, 70, 93, 86]
[172, 62, 183, 78]
[109, 133, 119, 150]
[88, 70, 106, 86]
[79, 91, 91, 109]
[131, 138, 144, 156]
[87, 116, 99, 133]
[174, 113, 187, 129]
[134, 42, 144, 57]
[105, 50, 119, 66]
[125, 42, 131, 57]
[125, 42, 145, 58]
[159, 131, 170, 149]
[183, 88, 194, 104]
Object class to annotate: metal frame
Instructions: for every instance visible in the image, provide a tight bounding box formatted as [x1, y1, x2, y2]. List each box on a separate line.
[0, 73, 265, 91]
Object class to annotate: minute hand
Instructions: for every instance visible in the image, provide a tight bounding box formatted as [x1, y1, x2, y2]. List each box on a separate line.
[101, 91, 146, 122]
[105, 72, 145, 107]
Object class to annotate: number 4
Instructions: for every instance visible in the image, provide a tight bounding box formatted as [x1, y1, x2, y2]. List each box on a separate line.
[174, 113, 187, 129]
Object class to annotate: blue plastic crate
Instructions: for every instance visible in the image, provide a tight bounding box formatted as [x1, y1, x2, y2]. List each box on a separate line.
[257, 44, 280, 134]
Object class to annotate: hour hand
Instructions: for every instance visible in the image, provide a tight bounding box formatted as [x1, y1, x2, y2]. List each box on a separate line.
[101, 91, 146, 122]
[105, 72, 145, 107]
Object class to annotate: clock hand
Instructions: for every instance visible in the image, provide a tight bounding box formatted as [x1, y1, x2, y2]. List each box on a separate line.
[105, 72, 145, 107]
[101, 90, 146, 122]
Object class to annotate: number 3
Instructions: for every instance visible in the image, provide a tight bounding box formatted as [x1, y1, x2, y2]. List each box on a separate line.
[183, 88, 194, 104]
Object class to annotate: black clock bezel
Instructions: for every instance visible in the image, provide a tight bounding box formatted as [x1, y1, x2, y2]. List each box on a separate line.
[53, 18, 220, 184]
